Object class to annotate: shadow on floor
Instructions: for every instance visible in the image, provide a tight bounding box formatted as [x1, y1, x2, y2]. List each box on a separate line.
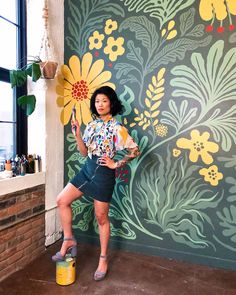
[0, 241, 236, 295]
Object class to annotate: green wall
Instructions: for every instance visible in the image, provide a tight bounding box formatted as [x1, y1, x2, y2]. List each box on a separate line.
[60, 0, 236, 270]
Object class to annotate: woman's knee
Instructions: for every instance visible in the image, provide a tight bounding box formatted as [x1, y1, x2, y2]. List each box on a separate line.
[56, 193, 70, 207]
[95, 212, 109, 226]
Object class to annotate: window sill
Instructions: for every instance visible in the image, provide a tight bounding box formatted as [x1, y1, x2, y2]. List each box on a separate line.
[0, 171, 46, 195]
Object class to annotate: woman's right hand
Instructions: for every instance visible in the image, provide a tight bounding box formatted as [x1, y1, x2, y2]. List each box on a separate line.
[71, 119, 80, 137]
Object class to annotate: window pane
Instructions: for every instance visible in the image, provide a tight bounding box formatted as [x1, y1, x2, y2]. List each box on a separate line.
[0, 18, 17, 69]
[0, 0, 17, 23]
[0, 122, 15, 160]
[0, 81, 15, 121]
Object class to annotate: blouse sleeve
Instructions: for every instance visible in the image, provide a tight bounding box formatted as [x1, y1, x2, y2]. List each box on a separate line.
[114, 124, 138, 151]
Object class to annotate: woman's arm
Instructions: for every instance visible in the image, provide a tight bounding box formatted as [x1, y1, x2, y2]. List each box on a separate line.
[115, 146, 140, 168]
[71, 120, 88, 157]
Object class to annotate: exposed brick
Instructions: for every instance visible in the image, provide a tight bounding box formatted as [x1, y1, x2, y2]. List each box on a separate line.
[0, 215, 16, 227]
[0, 247, 17, 262]
[0, 184, 45, 281]
[6, 250, 24, 264]
[0, 243, 6, 253]
[17, 209, 32, 220]
[7, 201, 31, 216]
[33, 204, 45, 214]
[0, 197, 16, 209]
[0, 228, 16, 241]
[16, 223, 32, 235]
[0, 189, 25, 201]
[27, 185, 44, 193]
[16, 193, 31, 202]
[31, 215, 45, 228]
[17, 237, 32, 251]
[0, 208, 9, 218]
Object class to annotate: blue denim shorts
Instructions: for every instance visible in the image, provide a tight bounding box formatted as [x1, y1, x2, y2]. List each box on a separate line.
[70, 155, 116, 202]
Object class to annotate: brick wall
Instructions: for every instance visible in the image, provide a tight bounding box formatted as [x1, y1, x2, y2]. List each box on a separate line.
[0, 185, 45, 282]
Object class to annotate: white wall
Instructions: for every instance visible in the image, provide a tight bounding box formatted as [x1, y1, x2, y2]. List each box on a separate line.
[27, 0, 64, 246]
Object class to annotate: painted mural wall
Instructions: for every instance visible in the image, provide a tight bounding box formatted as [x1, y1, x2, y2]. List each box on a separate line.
[59, 0, 236, 270]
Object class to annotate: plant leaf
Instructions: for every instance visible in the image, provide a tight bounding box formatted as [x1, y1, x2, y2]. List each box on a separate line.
[180, 7, 195, 36]
[120, 16, 159, 55]
[10, 70, 27, 87]
[17, 95, 36, 115]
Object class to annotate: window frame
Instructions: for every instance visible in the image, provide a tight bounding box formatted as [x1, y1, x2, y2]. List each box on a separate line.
[0, 0, 27, 157]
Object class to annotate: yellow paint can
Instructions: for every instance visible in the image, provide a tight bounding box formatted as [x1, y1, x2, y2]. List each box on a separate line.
[56, 256, 76, 285]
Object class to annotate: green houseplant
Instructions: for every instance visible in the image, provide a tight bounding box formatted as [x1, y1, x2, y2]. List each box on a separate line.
[9, 56, 42, 115]
[9, 56, 58, 115]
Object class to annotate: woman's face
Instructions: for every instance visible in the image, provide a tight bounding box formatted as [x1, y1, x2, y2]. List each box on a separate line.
[95, 94, 111, 117]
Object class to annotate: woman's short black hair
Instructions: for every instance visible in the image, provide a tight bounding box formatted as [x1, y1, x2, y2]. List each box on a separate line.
[90, 86, 124, 117]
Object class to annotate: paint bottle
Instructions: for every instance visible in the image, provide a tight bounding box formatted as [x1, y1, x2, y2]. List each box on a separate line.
[34, 156, 39, 173]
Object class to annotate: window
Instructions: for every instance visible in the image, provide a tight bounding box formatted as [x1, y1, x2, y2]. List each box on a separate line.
[0, 0, 27, 165]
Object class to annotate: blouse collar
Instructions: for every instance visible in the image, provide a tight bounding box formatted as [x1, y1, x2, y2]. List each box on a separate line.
[96, 115, 113, 123]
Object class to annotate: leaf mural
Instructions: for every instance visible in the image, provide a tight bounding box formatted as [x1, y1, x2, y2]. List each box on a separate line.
[130, 68, 165, 131]
[135, 150, 222, 249]
[225, 177, 236, 203]
[171, 40, 236, 110]
[120, 0, 195, 28]
[161, 99, 197, 132]
[118, 9, 212, 106]
[119, 16, 159, 56]
[217, 155, 236, 170]
[217, 206, 236, 243]
[71, 190, 95, 233]
[116, 85, 135, 123]
[148, 36, 212, 73]
[203, 106, 236, 152]
[67, 0, 125, 56]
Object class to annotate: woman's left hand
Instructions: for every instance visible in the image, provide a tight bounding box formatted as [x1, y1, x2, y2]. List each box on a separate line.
[98, 156, 116, 169]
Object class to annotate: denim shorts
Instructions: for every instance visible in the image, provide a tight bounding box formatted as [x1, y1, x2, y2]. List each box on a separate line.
[70, 155, 116, 202]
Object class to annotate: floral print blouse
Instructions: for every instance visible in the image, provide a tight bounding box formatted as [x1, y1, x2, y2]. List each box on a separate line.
[83, 116, 139, 160]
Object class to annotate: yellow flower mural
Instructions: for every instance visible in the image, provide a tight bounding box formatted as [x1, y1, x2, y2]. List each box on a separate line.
[104, 19, 118, 35]
[56, 53, 115, 125]
[104, 36, 125, 61]
[199, 165, 223, 186]
[155, 124, 168, 137]
[173, 148, 181, 157]
[161, 20, 177, 40]
[199, 0, 236, 32]
[176, 130, 219, 164]
[88, 31, 104, 50]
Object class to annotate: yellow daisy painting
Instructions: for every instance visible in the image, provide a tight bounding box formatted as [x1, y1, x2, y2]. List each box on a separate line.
[56, 52, 115, 126]
[176, 129, 219, 164]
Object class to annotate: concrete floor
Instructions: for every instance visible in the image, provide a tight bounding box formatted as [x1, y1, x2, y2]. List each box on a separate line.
[0, 241, 236, 295]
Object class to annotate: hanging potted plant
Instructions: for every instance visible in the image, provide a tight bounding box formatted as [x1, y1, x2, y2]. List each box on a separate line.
[9, 56, 42, 115]
[9, 0, 58, 116]
[39, 0, 58, 79]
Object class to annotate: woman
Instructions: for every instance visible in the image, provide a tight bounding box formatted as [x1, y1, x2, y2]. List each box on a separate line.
[52, 86, 140, 281]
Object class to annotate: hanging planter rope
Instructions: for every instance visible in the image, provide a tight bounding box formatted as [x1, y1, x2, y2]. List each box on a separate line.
[39, 0, 58, 79]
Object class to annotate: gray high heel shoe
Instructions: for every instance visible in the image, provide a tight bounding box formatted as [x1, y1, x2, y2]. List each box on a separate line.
[52, 237, 77, 262]
[94, 255, 108, 281]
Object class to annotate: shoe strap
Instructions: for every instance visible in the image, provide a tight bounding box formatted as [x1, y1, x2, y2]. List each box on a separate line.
[63, 237, 76, 242]
[100, 255, 107, 259]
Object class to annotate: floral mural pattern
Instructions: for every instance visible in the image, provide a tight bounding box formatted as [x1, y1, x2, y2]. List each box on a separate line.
[62, 0, 236, 269]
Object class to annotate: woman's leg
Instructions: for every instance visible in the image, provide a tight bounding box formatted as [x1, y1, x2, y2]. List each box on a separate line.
[94, 199, 110, 273]
[56, 183, 83, 256]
